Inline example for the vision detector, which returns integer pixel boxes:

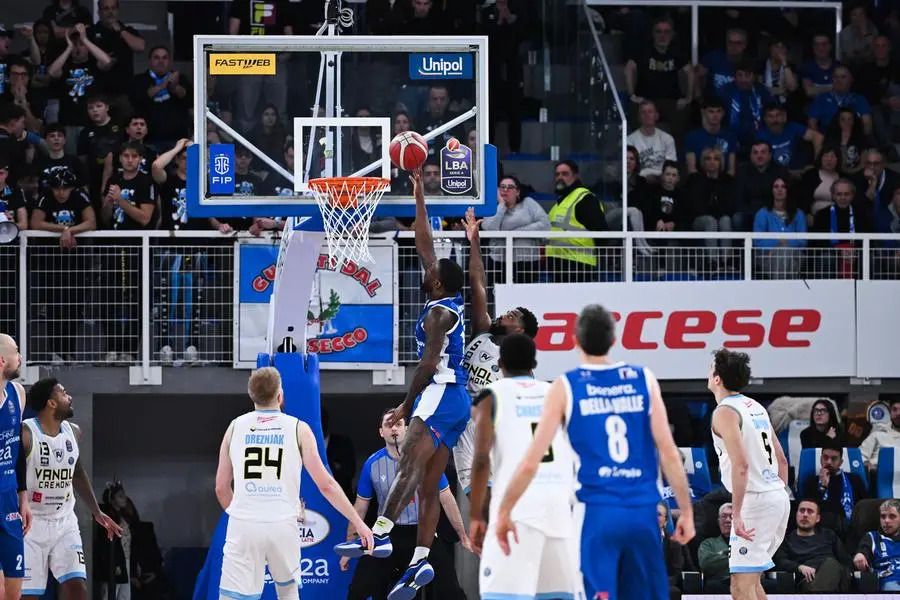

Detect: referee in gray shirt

[341,408,472,599]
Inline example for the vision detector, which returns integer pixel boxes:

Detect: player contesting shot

[495,305,695,600]
[21,378,122,600]
[454,208,539,499]
[708,349,790,600]
[334,167,471,600]
[216,368,373,600]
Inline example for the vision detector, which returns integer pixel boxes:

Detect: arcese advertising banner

[496,280,863,381]
[235,241,397,369]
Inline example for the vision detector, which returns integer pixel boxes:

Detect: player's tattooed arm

[410,167,437,271]
[464,207,491,335]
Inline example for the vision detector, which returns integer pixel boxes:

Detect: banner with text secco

[235,241,397,369]
[496,280,857,381]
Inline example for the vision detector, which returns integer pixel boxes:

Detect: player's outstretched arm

[647,372,694,544]
[297,421,373,551]
[463,208,491,335]
[70,423,123,539]
[214,421,235,511]
[468,390,494,527]
[410,167,437,271]
[712,406,753,541]
[438,488,472,552]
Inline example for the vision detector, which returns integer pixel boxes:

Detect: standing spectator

[483,0,525,154]
[840,2,879,68]
[0,162,28,230]
[808,66,873,136]
[1,58,46,132]
[624,17,694,138]
[626,100,677,182]
[102,141,154,231]
[855,36,900,151]
[102,113,156,193]
[853,499,900,591]
[801,34,839,99]
[800,399,846,448]
[228,0,292,132]
[685,147,734,266]
[757,103,823,170]
[858,398,900,470]
[801,442,867,536]
[152,138,207,231]
[42,0,92,39]
[0,104,30,186]
[20,21,57,104]
[0,28,13,99]
[773,499,851,593]
[77,93,122,207]
[48,24,113,152]
[685,100,739,176]
[87,0,145,119]
[545,160,607,283]
[823,107,873,175]
[719,61,772,148]
[753,177,807,279]
[249,103,288,170]
[480,175,550,284]
[130,46,190,151]
[800,147,842,226]
[697,28,748,101]
[33,124,85,192]
[760,38,799,109]
[697,503,733,594]
[733,140,789,231]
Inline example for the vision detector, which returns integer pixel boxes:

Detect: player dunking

[708,349,790,600]
[0,334,32,600]
[468,333,581,599]
[216,367,372,600]
[334,168,470,600]
[453,209,539,498]
[21,378,121,600]
[495,305,695,600]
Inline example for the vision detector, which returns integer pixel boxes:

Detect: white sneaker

[159,345,174,364]
[51,353,65,366]
[105,351,118,363]
[184,345,198,363]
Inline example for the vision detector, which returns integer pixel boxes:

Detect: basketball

[447,137,460,151]
[389,131,429,171]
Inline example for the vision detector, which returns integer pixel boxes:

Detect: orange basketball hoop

[307,177,390,266]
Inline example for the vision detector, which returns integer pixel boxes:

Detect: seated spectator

[0,162,28,230]
[840,2,879,68]
[638,160,683,242]
[658,502,687,600]
[697,28,748,101]
[800,399,846,448]
[33,124,85,193]
[685,148,733,266]
[801,442,867,536]
[757,103,822,171]
[719,61,772,148]
[697,502,732,593]
[753,176,806,279]
[624,17,693,138]
[606,147,651,257]
[130,45,190,152]
[823,107,873,175]
[774,499,851,592]
[733,140,789,231]
[857,148,900,230]
[799,146,842,226]
[626,100,677,183]
[859,398,900,470]
[801,34,839,99]
[250,104,288,171]
[812,177,873,239]
[759,38,799,109]
[874,188,900,271]
[808,66,873,136]
[854,35,900,151]
[685,100,739,176]
[853,499,900,591]
[1,58,46,133]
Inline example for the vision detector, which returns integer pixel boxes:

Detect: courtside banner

[684,596,895,599]
[855,281,900,378]
[235,240,397,369]
[495,280,856,381]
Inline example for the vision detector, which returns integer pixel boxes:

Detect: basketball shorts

[730,487,790,574]
[580,502,667,600]
[23,512,85,595]
[220,517,301,599]
[452,420,494,494]
[0,488,24,578]
[480,521,579,600]
[411,383,469,450]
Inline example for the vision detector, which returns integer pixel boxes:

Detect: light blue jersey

[414,294,467,386]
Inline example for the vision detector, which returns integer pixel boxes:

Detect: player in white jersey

[215,367,373,600]
[21,378,121,600]
[454,209,539,496]
[467,334,581,600]
[708,349,790,600]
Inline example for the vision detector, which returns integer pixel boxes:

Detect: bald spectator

[627,100,677,182]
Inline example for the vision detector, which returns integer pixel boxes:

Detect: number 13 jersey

[712,394,784,493]
[227,410,303,522]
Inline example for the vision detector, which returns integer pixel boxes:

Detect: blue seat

[797,447,868,492]
[876,447,900,499]
[778,419,808,476]
[662,447,713,510]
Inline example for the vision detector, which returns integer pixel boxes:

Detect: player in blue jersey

[0,334,33,600]
[335,169,470,600]
[494,305,695,600]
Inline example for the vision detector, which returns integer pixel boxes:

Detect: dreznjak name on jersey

[244,434,284,445]
[579,384,645,416]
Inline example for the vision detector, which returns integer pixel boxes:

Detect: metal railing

[5,230,898,368]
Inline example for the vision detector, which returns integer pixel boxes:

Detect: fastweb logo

[409,54,473,80]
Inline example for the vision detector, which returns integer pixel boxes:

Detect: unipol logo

[418,56,464,77]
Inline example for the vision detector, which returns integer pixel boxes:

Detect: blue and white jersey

[357,447,450,526]
[414,294,467,385]
[0,382,23,494]
[563,363,661,506]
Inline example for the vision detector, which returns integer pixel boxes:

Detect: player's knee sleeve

[275,583,300,600]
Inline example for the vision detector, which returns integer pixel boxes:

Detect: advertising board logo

[209,53,277,75]
[209,144,236,195]
[440,138,473,195]
[299,509,331,548]
[408,53,474,80]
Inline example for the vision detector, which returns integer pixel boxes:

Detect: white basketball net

[308,177,390,267]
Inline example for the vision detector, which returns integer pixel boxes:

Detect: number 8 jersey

[712,394,784,493]
[563,363,661,506]
[227,410,303,522]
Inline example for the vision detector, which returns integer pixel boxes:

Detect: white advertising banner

[856,280,900,378]
[496,280,857,381]
[684,596,894,600]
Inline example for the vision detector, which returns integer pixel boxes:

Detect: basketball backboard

[187,35,494,218]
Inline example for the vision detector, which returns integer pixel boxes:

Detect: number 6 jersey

[712,394,784,493]
[227,410,303,522]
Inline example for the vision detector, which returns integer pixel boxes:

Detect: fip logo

[409,53,474,80]
[209,144,236,195]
